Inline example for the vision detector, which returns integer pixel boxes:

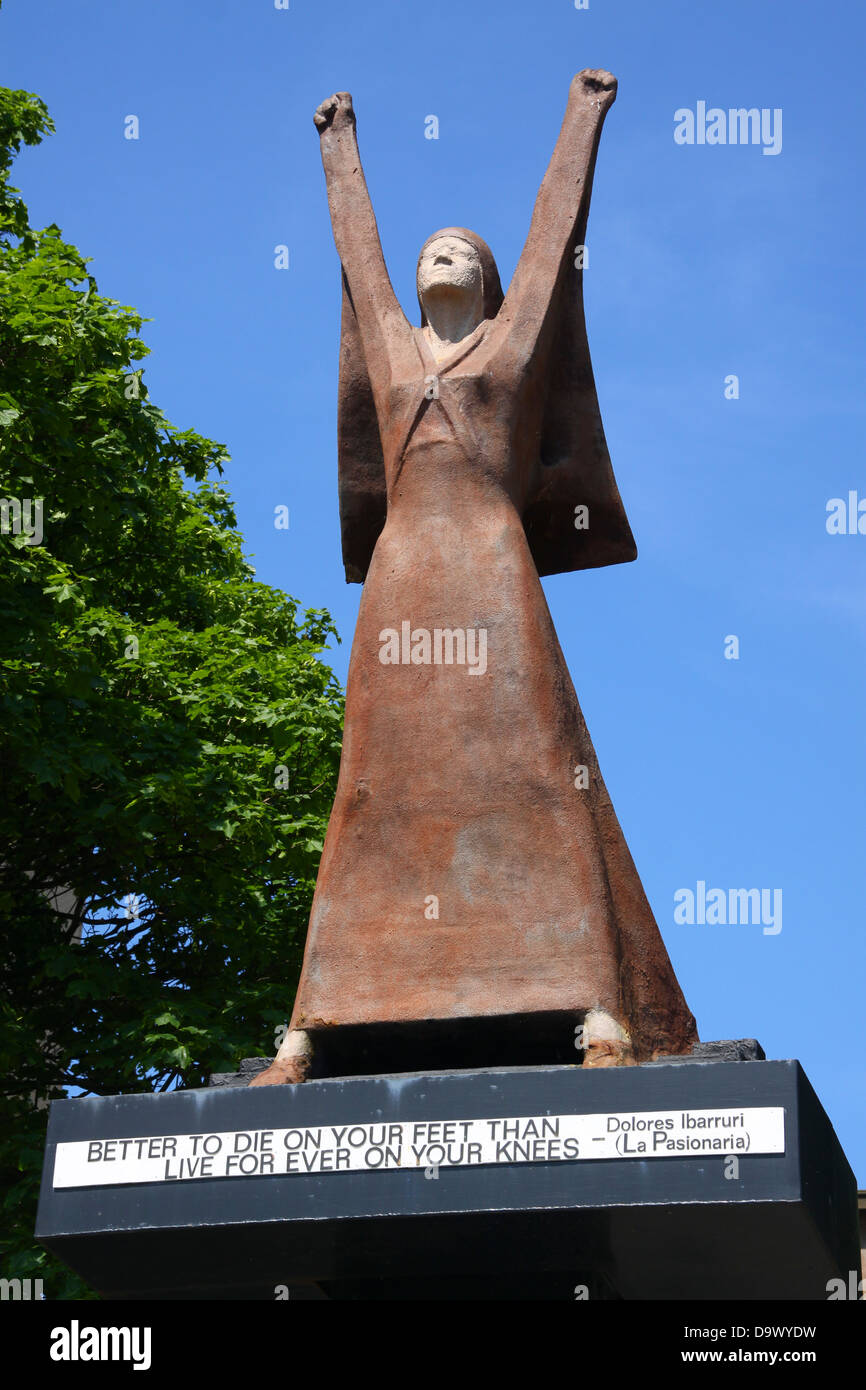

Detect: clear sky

[4,0,864,1182]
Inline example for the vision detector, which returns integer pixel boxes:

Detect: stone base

[36,1056,857,1300]
[207,1038,767,1088]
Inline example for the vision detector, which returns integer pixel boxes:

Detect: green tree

[0,85,343,1298]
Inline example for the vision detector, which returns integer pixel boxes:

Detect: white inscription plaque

[52,1106,785,1188]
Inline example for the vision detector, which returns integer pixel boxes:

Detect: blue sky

[4,0,864,1182]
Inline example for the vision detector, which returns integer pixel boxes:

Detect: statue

[252,71,698,1086]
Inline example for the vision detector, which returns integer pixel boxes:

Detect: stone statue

[252,70,697,1087]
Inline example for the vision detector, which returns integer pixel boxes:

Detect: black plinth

[36,1059,858,1300]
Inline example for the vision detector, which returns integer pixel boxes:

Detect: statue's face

[417,236,482,302]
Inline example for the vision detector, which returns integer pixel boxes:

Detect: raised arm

[314,92,410,395]
[495,70,617,372]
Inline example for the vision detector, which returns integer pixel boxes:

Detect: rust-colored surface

[253,72,698,1085]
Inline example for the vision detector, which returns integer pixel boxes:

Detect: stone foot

[247,1028,313,1087]
[581,1008,635,1069]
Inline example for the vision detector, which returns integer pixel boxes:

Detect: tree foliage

[0,85,343,1297]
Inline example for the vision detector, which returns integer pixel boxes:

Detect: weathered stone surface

[687,1039,765,1063]
[209,1058,272,1089]
[253,72,698,1086]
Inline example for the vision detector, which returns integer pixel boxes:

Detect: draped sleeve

[336,72,636,582]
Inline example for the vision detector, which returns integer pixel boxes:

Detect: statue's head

[416,227,504,328]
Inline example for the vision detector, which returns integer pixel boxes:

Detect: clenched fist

[570,69,617,108]
[314,91,355,135]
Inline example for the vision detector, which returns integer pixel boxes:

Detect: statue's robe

[285,74,697,1070]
